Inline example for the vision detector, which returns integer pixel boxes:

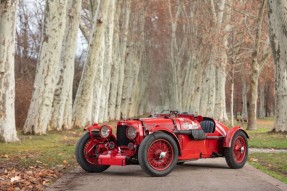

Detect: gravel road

[46,158,287,191]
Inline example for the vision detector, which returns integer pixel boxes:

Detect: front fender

[149,127,182,156]
[84,123,116,141]
[223,127,249,147]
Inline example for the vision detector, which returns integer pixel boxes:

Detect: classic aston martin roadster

[75,110,249,177]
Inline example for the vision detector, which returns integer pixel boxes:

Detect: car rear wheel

[224,130,248,169]
[75,132,110,173]
[138,132,178,177]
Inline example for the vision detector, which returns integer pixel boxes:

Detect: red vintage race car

[75,110,249,177]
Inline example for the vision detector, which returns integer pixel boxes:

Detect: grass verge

[247,128,287,149]
[248,153,287,184]
[237,117,287,184]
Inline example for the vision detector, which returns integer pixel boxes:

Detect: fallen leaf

[43,180,50,187]
[25,155,33,158]
[11,176,21,182]
[63,160,68,165]
[250,158,258,162]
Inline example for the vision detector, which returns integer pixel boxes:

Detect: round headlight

[126,126,137,140]
[100,125,112,138]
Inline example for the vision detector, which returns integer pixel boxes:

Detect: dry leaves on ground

[0,164,62,191]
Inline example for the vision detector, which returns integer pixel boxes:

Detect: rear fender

[150,127,182,156]
[223,127,249,148]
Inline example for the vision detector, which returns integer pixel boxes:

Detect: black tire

[224,130,248,169]
[75,132,110,173]
[138,132,178,177]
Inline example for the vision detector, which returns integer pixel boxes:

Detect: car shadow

[78,162,229,177]
[77,166,146,177]
[175,162,229,171]
[102,170,145,177]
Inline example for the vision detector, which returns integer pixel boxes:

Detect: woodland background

[0,0,287,142]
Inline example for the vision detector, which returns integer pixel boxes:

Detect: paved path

[46,158,287,191]
[249,148,287,153]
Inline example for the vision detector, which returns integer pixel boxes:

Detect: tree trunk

[167,0,181,110]
[0,0,19,142]
[230,67,234,126]
[99,0,116,123]
[93,1,116,123]
[241,76,248,120]
[126,3,145,118]
[215,64,228,121]
[72,0,111,128]
[24,0,68,134]
[247,0,266,130]
[201,64,216,117]
[214,0,231,122]
[267,0,287,132]
[189,59,203,114]
[248,59,260,130]
[108,1,122,120]
[115,0,131,120]
[201,0,226,118]
[50,0,82,130]
[120,1,146,118]
[258,84,266,118]
[93,43,106,123]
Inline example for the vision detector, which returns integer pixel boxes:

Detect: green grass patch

[248,153,287,184]
[241,117,287,184]
[245,118,287,149]
[0,129,83,169]
[247,128,287,149]
[233,117,287,149]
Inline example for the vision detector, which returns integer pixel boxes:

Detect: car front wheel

[138,132,178,177]
[75,132,110,173]
[224,130,248,169]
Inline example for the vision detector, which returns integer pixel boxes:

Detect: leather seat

[200,120,215,133]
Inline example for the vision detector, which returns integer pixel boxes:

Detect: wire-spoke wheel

[138,132,178,177]
[224,131,248,169]
[147,139,174,171]
[75,132,110,173]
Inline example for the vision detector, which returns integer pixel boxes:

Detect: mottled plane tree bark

[24,0,68,134]
[200,0,226,119]
[267,0,287,132]
[247,0,270,130]
[127,1,146,117]
[121,1,146,118]
[91,1,118,124]
[108,0,122,120]
[115,0,131,120]
[0,0,19,142]
[50,0,82,130]
[72,0,111,127]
